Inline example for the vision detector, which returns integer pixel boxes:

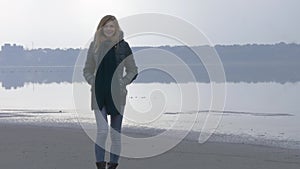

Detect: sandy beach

[1,123,300,169]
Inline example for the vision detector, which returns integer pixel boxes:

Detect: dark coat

[83,39,138,111]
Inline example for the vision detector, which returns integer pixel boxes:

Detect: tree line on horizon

[0,42,299,89]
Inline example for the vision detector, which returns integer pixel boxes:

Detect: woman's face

[103,20,116,38]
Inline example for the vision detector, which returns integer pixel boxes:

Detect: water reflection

[0,66,75,89]
[1,82,300,114]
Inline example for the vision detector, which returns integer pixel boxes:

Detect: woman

[83,15,138,169]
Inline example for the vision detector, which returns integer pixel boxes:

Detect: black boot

[96,161,106,169]
[107,162,118,169]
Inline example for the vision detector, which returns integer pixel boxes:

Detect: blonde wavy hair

[93,15,122,53]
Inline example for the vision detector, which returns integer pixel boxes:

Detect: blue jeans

[94,106,124,163]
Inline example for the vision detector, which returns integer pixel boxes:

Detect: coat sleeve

[83,41,96,85]
[122,42,138,85]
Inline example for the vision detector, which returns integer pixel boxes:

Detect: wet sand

[1,123,300,169]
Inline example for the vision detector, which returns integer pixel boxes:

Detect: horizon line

[0,41,299,51]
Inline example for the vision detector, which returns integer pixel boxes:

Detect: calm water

[0,82,300,149]
[1,82,299,113]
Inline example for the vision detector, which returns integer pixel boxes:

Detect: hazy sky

[1,0,299,48]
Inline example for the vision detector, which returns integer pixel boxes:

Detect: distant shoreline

[1,42,300,88]
[0,66,300,89]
